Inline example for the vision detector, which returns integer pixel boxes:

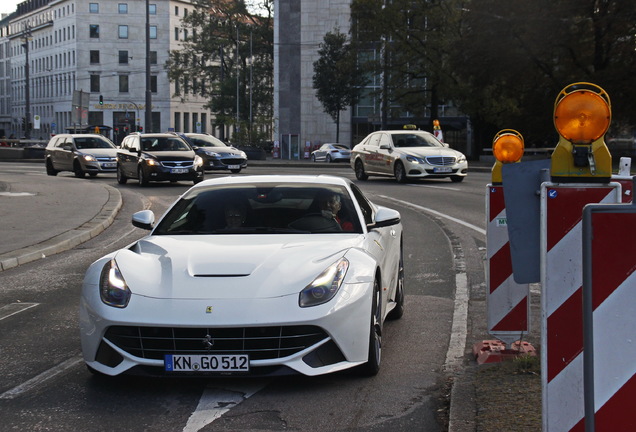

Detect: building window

[118,50,129,64]
[149,4,156,14]
[118,3,128,14]
[150,26,157,39]
[90,50,100,64]
[174,27,179,41]
[151,76,157,93]
[175,6,178,15]
[150,51,157,65]
[119,75,129,93]
[90,75,100,92]
[119,25,128,39]
[89,24,99,38]
[89,3,99,13]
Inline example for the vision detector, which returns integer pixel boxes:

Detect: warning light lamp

[491,129,524,184]
[551,82,612,183]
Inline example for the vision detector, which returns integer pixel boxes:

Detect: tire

[387,242,405,320]
[354,159,368,181]
[450,175,464,183]
[394,161,407,183]
[45,159,58,176]
[326,154,332,163]
[357,277,382,376]
[138,166,149,186]
[311,154,316,162]
[73,161,85,178]
[117,165,128,184]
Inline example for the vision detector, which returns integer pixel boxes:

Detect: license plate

[102,163,116,168]
[171,168,189,174]
[165,354,249,372]
[227,164,240,169]
[433,167,452,173]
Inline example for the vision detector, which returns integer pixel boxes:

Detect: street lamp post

[145,0,152,132]
[22,22,32,139]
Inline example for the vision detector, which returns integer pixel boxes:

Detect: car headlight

[145,158,160,166]
[194,155,203,166]
[81,154,97,162]
[405,155,424,164]
[99,259,131,308]
[299,258,349,307]
[204,150,220,157]
[456,154,467,163]
[240,151,247,159]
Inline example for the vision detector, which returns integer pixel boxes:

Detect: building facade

[0,0,212,143]
[274,0,472,159]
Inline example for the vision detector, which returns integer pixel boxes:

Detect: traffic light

[137,125,143,132]
[21,117,26,131]
[114,127,119,134]
[123,126,129,133]
[99,95,103,106]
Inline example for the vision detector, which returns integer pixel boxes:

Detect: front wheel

[117,165,128,184]
[45,159,58,176]
[73,161,85,178]
[354,159,368,181]
[357,277,382,376]
[394,161,407,183]
[138,166,149,186]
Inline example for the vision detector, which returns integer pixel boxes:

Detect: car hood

[397,147,464,159]
[199,147,245,156]
[79,148,118,158]
[143,151,196,161]
[114,235,363,300]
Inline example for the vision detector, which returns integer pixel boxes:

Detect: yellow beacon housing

[551,82,612,182]
[491,129,524,184]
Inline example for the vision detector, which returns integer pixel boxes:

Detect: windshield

[391,133,443,148]
[75,137,115,149]
[187,135,228,148]
[141,137,191,152]
[154,183,362,235]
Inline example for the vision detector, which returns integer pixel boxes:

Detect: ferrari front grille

[105,325,328,361]
[425,156,456,166]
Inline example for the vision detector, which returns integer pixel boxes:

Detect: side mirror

[379,144,390,150]
[132,210,155,230]
[368,206,401,229]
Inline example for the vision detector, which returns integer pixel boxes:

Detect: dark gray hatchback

[116,133,204,186]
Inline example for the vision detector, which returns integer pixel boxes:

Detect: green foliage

[313,29,368,141]
[165,0,273,143]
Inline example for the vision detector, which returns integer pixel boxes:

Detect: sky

[1,0,21,16]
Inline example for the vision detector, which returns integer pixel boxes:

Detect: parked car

[116,132,204,186]
[178,133,248,173]
[350,130,468,183]
[311,143,351,163]
[45,134,118,178]
[80,175,404,377]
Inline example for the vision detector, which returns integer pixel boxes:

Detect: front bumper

[204,157,248,171]
[80,280,373,377]
[81,159,118,173]
[145,165,204,182]
[403,160,468,178]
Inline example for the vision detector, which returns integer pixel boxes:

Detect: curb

[0,184,122,272]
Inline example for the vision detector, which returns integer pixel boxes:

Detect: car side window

[368,134,380,148]
[53,137,65,148]
[378,134,392,149]
[350,184,374,226]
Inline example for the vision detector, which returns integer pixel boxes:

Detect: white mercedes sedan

[80,175,404,377]
[350,130,468,183]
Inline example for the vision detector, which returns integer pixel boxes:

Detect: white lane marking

[0,302,39,321]
[445,272,469,370]
[0,356,83,400]
[377,195,486,235]
[407,183,462,192]
[183,380,270,432]
[0,192,36,197]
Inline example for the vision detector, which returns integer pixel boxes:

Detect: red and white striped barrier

[582,201,636,431]
[541,182,620,432]
[486,185,529,345]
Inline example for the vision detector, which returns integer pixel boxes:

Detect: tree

[166,0,273,146]
[313,29,368,143]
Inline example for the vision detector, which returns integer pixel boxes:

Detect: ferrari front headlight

[99,259,131,308]
[299,258,349,307]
